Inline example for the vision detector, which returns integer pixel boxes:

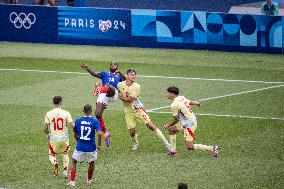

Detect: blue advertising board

[0,5,57,43]
[131,10,283,53]
[57,7,131,46]
[0,4,283,54]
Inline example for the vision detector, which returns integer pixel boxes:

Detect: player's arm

[115,69,126,81]
[97,130,102,151]
[119,96,136,103]
[118,84,139,103]
[189,100,200,107]
[69,122,74,129]
[44,114,50,141]
[73,125,78,142]
[81,64,102,78]
[43,123,49,135]
[164,115,179,130]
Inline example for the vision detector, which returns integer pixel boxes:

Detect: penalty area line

[148,111,284,121]
[0,68,283,84]
[148,84,284,111]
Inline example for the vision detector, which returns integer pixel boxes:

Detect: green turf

[0,42,283,189]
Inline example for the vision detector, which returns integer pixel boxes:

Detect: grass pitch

[0,42,283,189]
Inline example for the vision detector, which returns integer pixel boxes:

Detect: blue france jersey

[74,116,101,152]
[100,71,123,89]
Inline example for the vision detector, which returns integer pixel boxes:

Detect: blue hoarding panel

[0,5,57,43]
[57,7,131,46]
[0,5,282,54]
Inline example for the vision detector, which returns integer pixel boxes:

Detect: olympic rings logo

[9,12,36,29]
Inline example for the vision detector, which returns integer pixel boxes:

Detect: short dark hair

[167,86,179,95]
[53,96,62,105]
[107,85,116,97]
[178,182,188,189]
[127,69,136,74]
[83,104,92,113]
[110,61,118,66]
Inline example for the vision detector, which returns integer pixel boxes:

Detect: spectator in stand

[261,0,279,16]
[178,182,188,189]
[5,0,18,4]
[36,0,56,6]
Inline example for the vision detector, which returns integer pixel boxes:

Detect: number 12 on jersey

[80,126,91,140]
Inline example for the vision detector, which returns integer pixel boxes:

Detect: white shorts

[72,149,98,163]
[179,114,197,128]
[96,88,118,105]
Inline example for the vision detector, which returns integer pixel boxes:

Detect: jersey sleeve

[130,84,140,98]
[100,71,107,79]
[95,119,102,131]
[171,103,179,117]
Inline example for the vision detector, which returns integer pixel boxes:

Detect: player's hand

[196,101,201,107]
[81,63,88,70]
[114,69,121,74]
[47,134,50,144]
[164,124,170,130]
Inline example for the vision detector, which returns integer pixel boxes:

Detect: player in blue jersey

[81,62,125,147]
[68,104,102,187]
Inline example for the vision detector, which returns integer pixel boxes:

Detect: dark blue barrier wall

[0,4,283,54]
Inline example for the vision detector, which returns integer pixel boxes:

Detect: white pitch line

[148,84,284,111]
[1,68,283,121]
[0,68,88,75]
[149,111,284,121]
[0,68,283,84]
[198,84,284,101]
[137,75,284,84]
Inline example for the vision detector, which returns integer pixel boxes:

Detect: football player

[44,96,74,178]
[164,86,218,157]
[68,104,102,187]
[81,61,126,147]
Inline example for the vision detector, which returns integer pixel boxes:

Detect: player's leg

[184,125,218,157]
[86,150,98,183]
[87,161,95,183]
[68,160,77,187]
[62,141,70,178]
[136,109,172,151]
[125,112,138,150]
[48,142,59,175]
[68,150,82,187]
[96,98,111,147]
[166,124,180,156]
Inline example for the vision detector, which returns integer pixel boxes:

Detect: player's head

[178,182,188,189]
[53,96,62,106]
[110,61,118,73]
[167,86,179,100]
[126,69,136,82]
[83,104,92,115]
[106,85,116,97]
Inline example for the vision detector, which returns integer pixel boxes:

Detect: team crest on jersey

[81,121,91,125]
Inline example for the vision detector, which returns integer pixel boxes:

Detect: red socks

[98,117,107,133]
[88,171,93,180]
[70,171,76,181]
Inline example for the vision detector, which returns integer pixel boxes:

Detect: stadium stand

[0,0,267,13]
